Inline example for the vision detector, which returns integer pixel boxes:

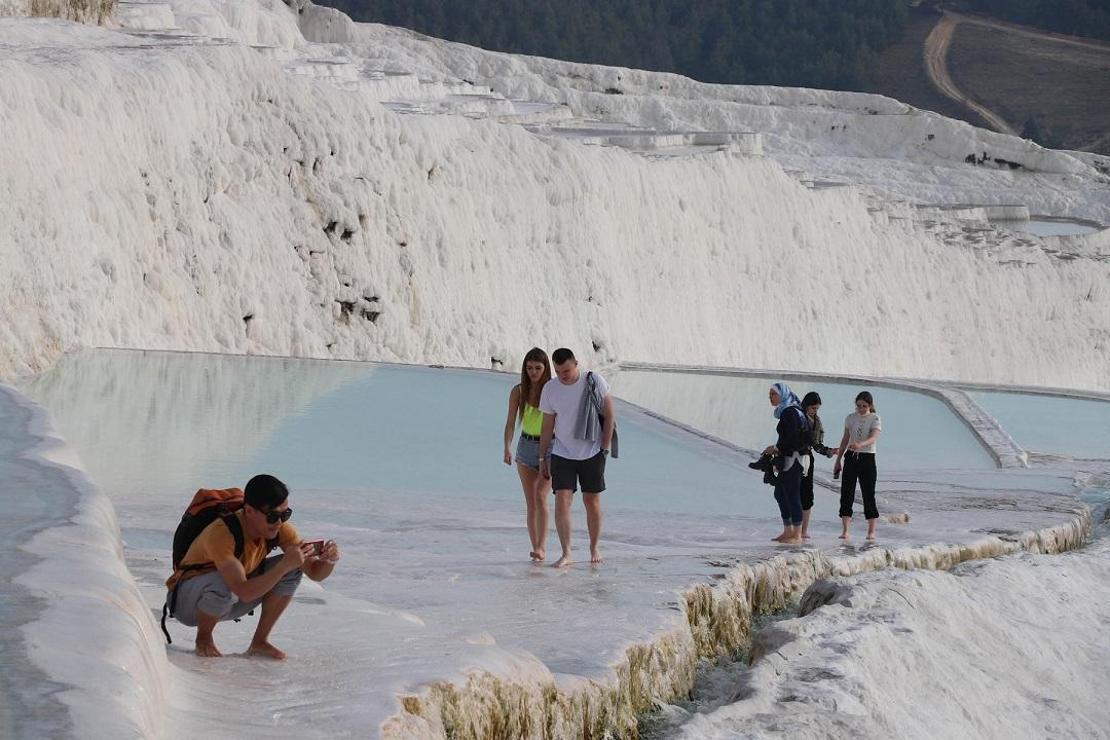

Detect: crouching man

[163,474,340,659]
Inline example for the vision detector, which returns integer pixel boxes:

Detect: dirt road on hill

[923,13,1018,135]
[924,10,1110,139]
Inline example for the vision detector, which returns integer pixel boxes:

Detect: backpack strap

[161,600,173,644]
[221,512,245,560]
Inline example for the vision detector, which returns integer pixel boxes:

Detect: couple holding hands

[503,347,615,567]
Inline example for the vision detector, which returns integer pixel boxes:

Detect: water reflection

[18,349,767,515]
[18,350,371,497]
[611,370,996,470]
[971,391,1110,460]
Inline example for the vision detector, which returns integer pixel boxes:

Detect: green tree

[316,0,913,89]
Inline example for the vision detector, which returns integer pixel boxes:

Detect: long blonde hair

[519,347,551,418]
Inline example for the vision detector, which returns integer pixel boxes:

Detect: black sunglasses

[262,507,293,524]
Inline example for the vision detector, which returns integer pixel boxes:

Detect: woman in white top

[833,391,882,540]
[503,347,552,561]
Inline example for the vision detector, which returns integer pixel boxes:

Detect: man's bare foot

[590,550,603,564]
[778,537,803,545]
[531,549,545,562]
[838,532,849,540]
[194,639,222,658]
[866,534,876,541]
[801,533,811,540]
[771,533,789,542]
[247,641,288,660]
[552,555,572,568]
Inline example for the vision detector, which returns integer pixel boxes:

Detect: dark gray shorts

[551,451,606,494]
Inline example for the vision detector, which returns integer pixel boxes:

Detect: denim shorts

[515,435,541,470]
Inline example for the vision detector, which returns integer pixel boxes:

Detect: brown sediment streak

[26,0,115,25]
[381,511,1091,738]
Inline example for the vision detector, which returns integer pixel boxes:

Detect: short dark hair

[551,348,575,365]
[801,391,822,409]
[244,474,289,510]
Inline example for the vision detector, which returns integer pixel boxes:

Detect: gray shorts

[515,435,541,470]
[170,555,302,626]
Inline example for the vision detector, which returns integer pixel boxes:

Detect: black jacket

[775,406,808,457]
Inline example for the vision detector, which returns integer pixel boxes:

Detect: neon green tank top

[521,403,543,437]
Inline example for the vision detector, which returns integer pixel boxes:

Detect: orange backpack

[171,488,246,570]
[162,488,251,644]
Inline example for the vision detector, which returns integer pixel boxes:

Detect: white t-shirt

[539,371,610,460]
[844,412,882,454]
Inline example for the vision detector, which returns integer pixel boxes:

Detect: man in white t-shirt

[538,347,615,567]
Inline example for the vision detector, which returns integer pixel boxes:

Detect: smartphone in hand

[302,539,325,556]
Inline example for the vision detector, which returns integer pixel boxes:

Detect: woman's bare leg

[517,463,541,558]
[531,472,550,560]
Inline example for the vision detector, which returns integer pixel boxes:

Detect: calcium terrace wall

[383,513,1091,738]
[2,12,1109,390]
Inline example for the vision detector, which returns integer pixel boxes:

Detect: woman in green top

[503,347,553,561]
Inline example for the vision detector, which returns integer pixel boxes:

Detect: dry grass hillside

[860,6,1110,154]
[948,21,1110,153]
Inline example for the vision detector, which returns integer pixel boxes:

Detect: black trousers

[801,454,815,511]
[839,451,878,520]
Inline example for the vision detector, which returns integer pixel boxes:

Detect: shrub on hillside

[320,0,909,90]
[956,0,1110,42]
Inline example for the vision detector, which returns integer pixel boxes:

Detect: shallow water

[611,370,995,471]
[15,350,811,736]
[971,391,1110,460]
[989,218,1101,236]
[9,350,1099,738]
[19,350,771,518]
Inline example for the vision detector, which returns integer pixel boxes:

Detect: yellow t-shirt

[521,402,544,437]
[166,510,300,588]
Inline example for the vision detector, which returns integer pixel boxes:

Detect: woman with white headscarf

[762,381,808,544]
